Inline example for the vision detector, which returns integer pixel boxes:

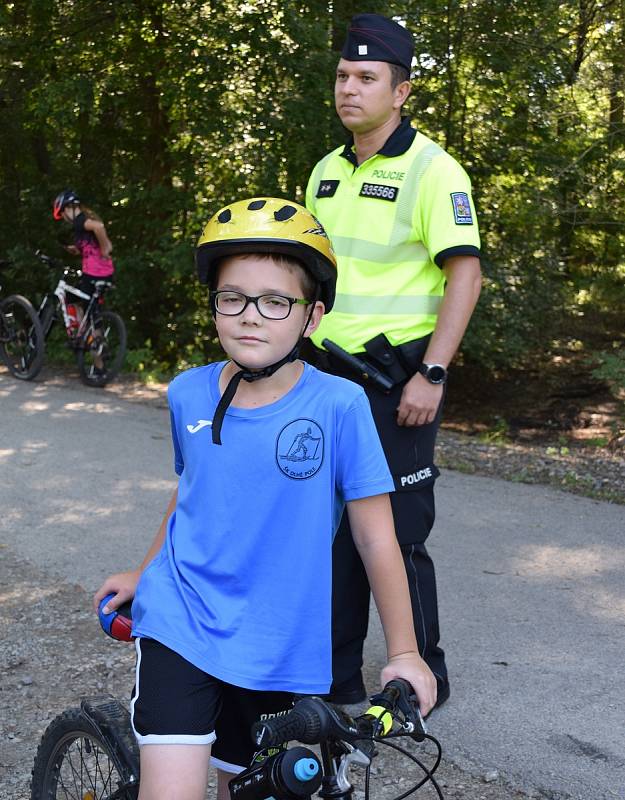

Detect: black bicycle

[30,677,443,800]
[0,258,45,380]
[31,251,127,386]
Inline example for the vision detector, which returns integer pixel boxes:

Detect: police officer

[305,13,482,709]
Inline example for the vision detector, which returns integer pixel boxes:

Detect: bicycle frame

[317,737,371,799]
[38,269,107,342]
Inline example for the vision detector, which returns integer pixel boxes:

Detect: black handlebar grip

[35,251,59,269]
[252,712,306,749]
[251,704,322,748]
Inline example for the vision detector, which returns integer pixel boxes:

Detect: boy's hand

[93,570,140,614]
[381,651,437,716]
[65,245,79,255]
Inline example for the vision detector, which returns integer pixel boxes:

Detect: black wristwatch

[418,363,448,385]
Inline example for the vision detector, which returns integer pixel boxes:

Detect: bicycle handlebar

[251,679,426,749]
[35,250,69,271]
[36,250,56,267]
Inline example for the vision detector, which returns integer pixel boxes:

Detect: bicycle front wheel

[0,294,45,380]
[77,310,127,387]
[31,707,138,800]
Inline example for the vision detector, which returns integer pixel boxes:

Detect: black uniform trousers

[306,339,449,697]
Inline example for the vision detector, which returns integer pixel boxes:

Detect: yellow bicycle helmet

[196,197,337,311]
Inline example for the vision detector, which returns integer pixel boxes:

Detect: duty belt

[313,333,431,393]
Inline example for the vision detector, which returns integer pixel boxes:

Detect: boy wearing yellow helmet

[94,198,435,800]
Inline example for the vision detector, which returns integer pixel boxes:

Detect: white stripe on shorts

[209,755,246,774]
[130,638,216,747]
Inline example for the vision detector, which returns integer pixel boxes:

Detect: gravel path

[1,549,531,800]
[102,371,625,507]
[2,367,622,800]
[2,551,538,800]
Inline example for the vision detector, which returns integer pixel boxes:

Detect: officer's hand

[396,373,443,427]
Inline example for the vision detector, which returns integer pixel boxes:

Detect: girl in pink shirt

[53,189,115,284]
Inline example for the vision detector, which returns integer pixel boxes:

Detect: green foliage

[477,416,510,445]
[589,347,625,392]
[1,0,624,373]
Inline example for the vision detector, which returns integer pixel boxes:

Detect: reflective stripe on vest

[308,133,453,351]
[328,142,443,264]
[390,142,443,246]
[332,293,443,315]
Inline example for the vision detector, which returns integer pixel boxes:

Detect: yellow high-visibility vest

[306,127,480,353]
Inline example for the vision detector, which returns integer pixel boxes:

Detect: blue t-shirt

[132,361,393,694]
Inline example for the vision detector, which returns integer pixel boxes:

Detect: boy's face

[214,255,324,371]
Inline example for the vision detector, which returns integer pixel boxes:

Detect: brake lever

[369,679,427,742]
[317,700,362,741]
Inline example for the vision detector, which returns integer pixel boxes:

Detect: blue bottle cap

[293,758,319,782]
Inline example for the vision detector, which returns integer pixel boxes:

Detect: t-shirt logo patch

[451,192,473,224]
[276,419,324,480]
[316,180,340,198]
[359,183,398,202]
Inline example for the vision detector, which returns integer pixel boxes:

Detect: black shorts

[130,638,294,773]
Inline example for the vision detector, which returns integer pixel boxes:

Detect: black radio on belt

[363,333,409,384]
[321,333,414,393]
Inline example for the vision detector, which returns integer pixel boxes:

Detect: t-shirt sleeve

[167,385,184,476]
[335,391,394,501]
[415,153,481,267]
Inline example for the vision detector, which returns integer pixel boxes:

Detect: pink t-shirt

[73,213,115,278]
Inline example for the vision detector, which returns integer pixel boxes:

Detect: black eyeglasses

[211,290,310,320]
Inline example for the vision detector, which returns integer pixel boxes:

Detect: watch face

[426,365,447,384]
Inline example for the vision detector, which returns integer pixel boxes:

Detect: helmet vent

[248,200,266,210]
[218,209,232,223]
[274,205,297,222]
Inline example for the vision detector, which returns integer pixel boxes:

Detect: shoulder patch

[451,192,473,225]
[316,180,340,198]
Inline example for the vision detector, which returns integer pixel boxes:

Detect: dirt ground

[1,363,622,799]
[1,547,537,800]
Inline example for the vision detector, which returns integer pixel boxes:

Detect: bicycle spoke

[55,746,81,800]
[50,733,125,800]
[94,740,116,798]
[62,737,91,799]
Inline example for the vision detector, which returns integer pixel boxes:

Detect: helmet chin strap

[211,291,318,445]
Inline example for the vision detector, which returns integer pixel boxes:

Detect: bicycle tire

[0,293,45,380]
[77,310,127,387]
[31,700,139,800]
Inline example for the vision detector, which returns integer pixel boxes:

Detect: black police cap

[341,13,414,73]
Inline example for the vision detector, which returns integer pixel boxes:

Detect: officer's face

[335,59,406,134]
